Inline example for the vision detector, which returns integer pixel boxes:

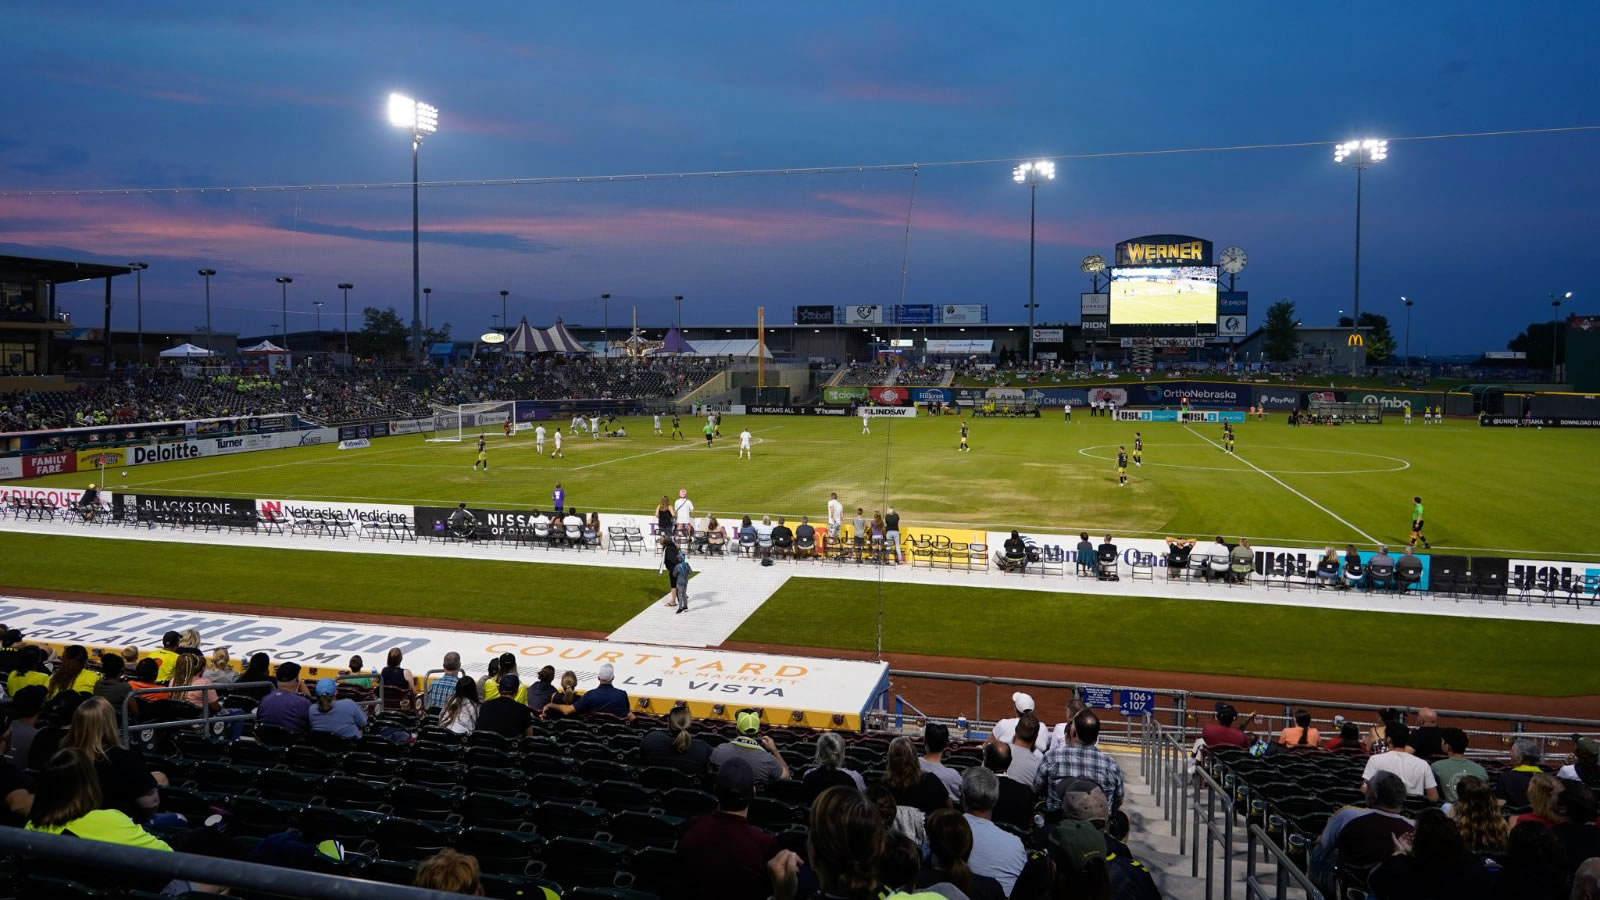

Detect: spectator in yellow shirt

[6,646,50,696]
[480,653,528,704]
[46,646,100,699]
[149,631,183,682]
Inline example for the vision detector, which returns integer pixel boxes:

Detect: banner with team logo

[869,386,910,406]
[21,451,76,478]
[940,304,985,325]
[0,457,19,480]
[845,305,883,325]
[862,407,916,418]
[822,387,869,405]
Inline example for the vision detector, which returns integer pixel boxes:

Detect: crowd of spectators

[0,356,728,433]
[892,363,949,386]
[835,362,893,386]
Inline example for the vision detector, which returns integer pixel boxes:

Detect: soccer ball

[120,471,128,478]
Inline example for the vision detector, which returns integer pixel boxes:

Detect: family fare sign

[0,597,888,728]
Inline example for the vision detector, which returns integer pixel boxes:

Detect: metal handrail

[0,825,464,899]
[119,679,273,746]
[1246,822,1326,900]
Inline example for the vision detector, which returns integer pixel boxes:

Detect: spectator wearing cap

[478,674,534,738]
[919,722,963,803]
[991,692,1052,753]
[961,766,1028,897]
[1200,702,1251,750]
[256,663,311,734]
[1362,723,1439,800]
[422,652,462,711]
[1036,710,1125,815]
[543,663,630,718]
[1309,771,1414,895]
[980,742,1036,832]
[677,756,779,900]
[708,711,790,785]
[1058,779,1160,900]
[1495,737,1546,808]
[1559,738,1600,790]
[308,678,368,740]
[149,631,182,682]
[1050,698,1088,749]
[1431,728,1488,803]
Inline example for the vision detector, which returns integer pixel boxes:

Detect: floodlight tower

[337,283,354,357]
[275,277,293,350]
[1333,139,1387,327]
[1012,160,1055,364]
[196,269,216,353]
[388,92,439,362]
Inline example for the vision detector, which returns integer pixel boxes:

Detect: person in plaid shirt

[1035,710,1125,814]
[423,652,462,711]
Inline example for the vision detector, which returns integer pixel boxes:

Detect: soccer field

[21,413,1599,558]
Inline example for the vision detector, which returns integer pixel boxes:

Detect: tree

[1507,321,1560,370]
[1264,300,1299,362]
[349,306,409,358]
[1355,312,1395,363]
[423,322,451,345]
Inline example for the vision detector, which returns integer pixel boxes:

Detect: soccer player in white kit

[534,424,547,454]
[738,429,753,459]
[551,428,564,458]
[861,411,871,434]
[589,415,599,438]
[1064,402,1072,423]
[653,414,662,436]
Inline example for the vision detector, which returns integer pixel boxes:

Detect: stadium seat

[389,783,459,824]
[627,846,682,898]
[458,826,547,875]
[228,796,307,837]
[465,765,527,796]
[299,806,383,848]
[319,775,394,810]
[606,810,684,849]
[375,816,459,861]
[638,765,701,791]
[461,792,535,830]
[658,788,717,819]
[593,780,657,813]
[255,768,326,802]
[541,837,631,891]
[532,801,610,840]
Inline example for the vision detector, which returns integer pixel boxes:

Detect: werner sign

[1114,234,1213,267]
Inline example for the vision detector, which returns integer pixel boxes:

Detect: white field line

[1182,424,1379,544]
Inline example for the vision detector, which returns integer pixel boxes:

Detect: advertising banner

[1218,293,1248,315]
[909,388,953,404]
[747,406,847,416]
[845,305,883,325]
[414,505,562,541]
[1031,328,1065,343]
[0,457,20,480]
[1118,337,1206,348]
[294,428,337,447]
[1081,294,1110,316]
[1146,382,1245,407]
[121,493,256,526]
[895,524,990,563]
[1085,386,1130,407]
[128,442,204,466]
[1254,389,1303,411]
[257,498,412,527]
[209,434,279,455]
[897,304,935,324]
[388,418,434,436]
[1351,391,1418,412]
[1217,314,1247,337]
[76,448,126,470]
[924,340,993,355]
[1480,416,1600,428]
[863,407,917,418]
[0,485,110,509]
[1114,234,1213,267]
[869,386,910,406]
[337,439,372,451]
[1508,558,1600,593]
[822,386,869,405]
[22,451,77,478]
[0,596,890,728]
[1023,388,1091,407]
[795,305,835,325]
[1081,316,1108,334]
[940,304,985,325]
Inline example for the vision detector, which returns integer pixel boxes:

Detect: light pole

[196,269,216,353]
[313,300,324,337]
[1012,160,1055,364]
[388,92,439,362]
[1551,291,1572,378]
[275,276,293,350]
[423,287,432,332]
[1334,138,1387,332]
[128,262,148,361]
[492,314,501,333]
[674,295,683,330]
[337,283,353,358]
[601,293,611,358]
[1401,296,1414,367]
[499,290,509,330]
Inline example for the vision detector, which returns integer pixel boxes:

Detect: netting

[427,402,516,442]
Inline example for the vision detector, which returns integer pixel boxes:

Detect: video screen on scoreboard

[1109,266,1218,325]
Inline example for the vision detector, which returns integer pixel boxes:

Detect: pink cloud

[40,68,213,105]
[834,79,972,106]
[814,191,1112,246]
[447,111,571,144]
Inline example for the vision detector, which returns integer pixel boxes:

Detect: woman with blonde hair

[168,654,218,713]
[414,848,484,895]
[68,697,163,817]
[1513,773,1562,827]
[640,705,711,773]
[544,671,580,719]
[207,648,236,684]
[177,629,205,659]
[1451,777,1509,853]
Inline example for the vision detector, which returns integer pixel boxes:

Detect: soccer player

[1410,496,1431,549]
[1133,432,1143,467]
[738,428,753,459]
[713,412,722,438]
[861,410,871,435]
[534,423,546,455]
[589,415,600,438]
[551,428,564,458]
[1224,429,1236,454]
[474,441,488,471]
[958,421,970,452]
[653,413,662,436]
[503,419,512,437]
[1117,446,1128,486]
[1404,404,1413,425]
[1063,402,1072,423]
[671,414,684,440]
[703,421,714,447]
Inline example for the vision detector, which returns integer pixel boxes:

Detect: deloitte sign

[130,443,204,465]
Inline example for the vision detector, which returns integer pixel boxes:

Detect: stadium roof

[0,254,132,283]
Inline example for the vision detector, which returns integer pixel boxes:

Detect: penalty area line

[1181,424,1379,545]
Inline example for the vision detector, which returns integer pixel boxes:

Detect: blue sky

[4,1,1597,353]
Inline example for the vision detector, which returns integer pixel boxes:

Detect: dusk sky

[4,1,1597,354]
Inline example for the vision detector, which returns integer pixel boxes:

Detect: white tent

[505,317,552,354]
[543,317,589,354]
[159,343,216,358]
[240,340,287,354]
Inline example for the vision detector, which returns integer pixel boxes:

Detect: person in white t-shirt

[551,428,564,458]
[826,492,844,547]
[672,489,694,537]
[1063,403,1072,423]
[738,429,753,459]
[562,508,584,543]
[534,424,547,454]
[990,692,1053,754]
[1360,723,1439,799]
[861,411,871,434]
[653,414,662,436]
[589,415,600,438]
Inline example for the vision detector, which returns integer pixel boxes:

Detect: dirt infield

[8,586,1595,728]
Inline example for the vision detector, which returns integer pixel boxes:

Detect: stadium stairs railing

[119,674,387,747]
[0,824,466,900]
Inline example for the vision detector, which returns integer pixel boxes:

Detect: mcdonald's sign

[1347,332,1364,347]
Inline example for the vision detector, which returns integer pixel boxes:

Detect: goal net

[426,402,517,442]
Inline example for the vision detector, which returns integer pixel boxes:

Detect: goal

[426,402,517,442]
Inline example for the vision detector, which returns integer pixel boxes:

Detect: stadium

[3,7,1600,900]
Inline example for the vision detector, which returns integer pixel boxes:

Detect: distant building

[1234,325,1368,371]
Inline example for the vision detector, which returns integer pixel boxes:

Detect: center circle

[1075,443,1411,475]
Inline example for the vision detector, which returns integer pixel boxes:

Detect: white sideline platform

[1,517,1596,652]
